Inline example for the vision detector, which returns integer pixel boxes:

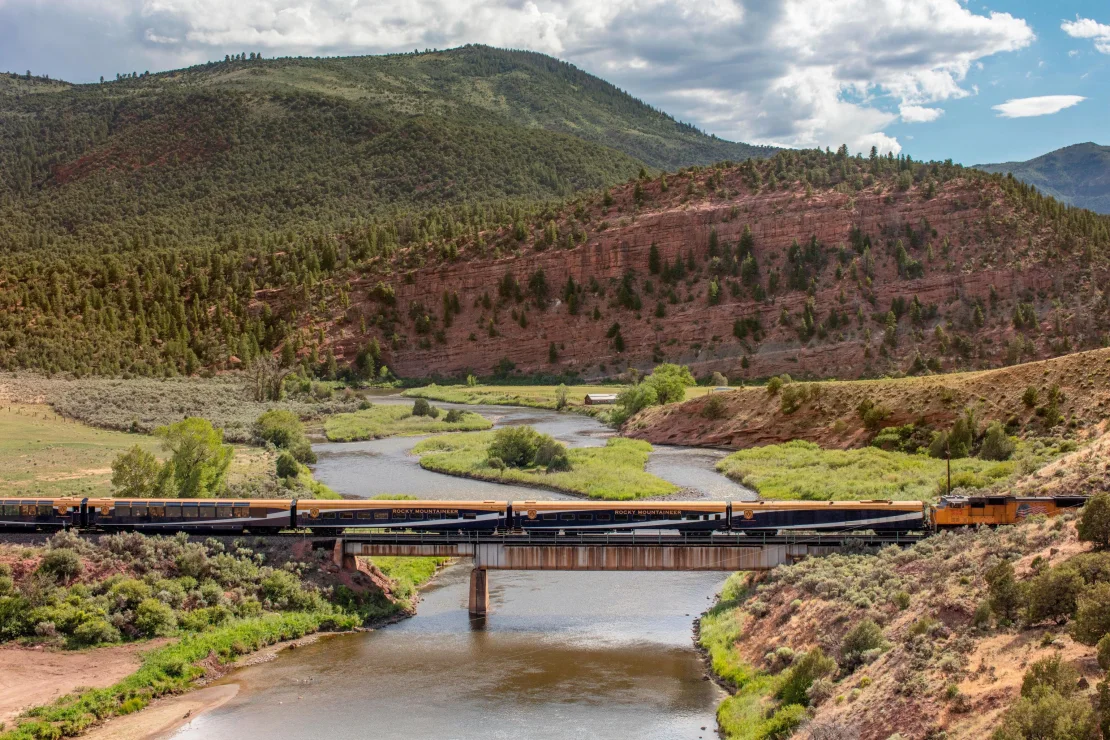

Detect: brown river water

[171,401,751,739]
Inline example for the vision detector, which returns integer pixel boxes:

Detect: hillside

[0,46,772,255]
[626,348,1110,449]
[975,142,1110,214]
[1,147,1108,378]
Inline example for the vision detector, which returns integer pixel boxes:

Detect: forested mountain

[1,145,1107,380]
[0,45,773,257]
[975,142,1110,214]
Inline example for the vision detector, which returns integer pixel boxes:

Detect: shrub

[1072,582,1110,645]
[1097,634,1110,671]
[893,591,911,610]
[0,595,31,640]
[1078,494,1110,550]
[444,408,465,423]
[644,363,696,404]
[702,395,727,420]
[412,398,433,417]
[555,384,569,411]
[992,688,1097,740]
[767,376,784,396]
[1022,386,1038,408]
[1025,565,1084,625]
[111,445,164,498]
[534,439,572,472]
[861,403,892,431]
[487,426,545,468]
[807,677,835,706]
[980,421,1016,461]
[760,704,807,740]
[38,548,83,584]
[1022,655,1080,698]
[71,618,121,647]
[135,597,178,637]
[610,383,659,426]
[986,559,1022,623]
[276,451,300,479]
[778,647,837,706]
[780,384,805,415]
[710,371,729,387]
[486,456,506,475]
[841,619,885,670]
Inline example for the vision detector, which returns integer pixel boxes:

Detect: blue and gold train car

[729,500,927,533]
[84,498,292,532]
[0,498,80,531]
[295,499,507,532]
[512,500,729,533]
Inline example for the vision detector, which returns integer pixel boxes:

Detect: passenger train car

[0,495,1089,535]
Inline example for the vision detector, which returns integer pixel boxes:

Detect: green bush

[253,409,313,464]
[1097,634,1110,671]
[644,363,695,404]
[0,595,31,640]
[1071,582,1110,645]
[767,376,784,396]
[1021,386,1038,408]
[534,439,571,472]
[778,647,837,706]
[702,394,727,420]
[71,618,121,647]
[412,398,439,418]
[980,421,1016,461]
[841,619,885,670]
[760,704,807,739]
[487,426,545,468]
[444,408,465,424]
[1024,565,1084,625]
[986,560,1022,623]
[135,598,177,637]
[276,451,300,479]
[1021,655,1080,698]
[610,383,659,426]
[109,578,152,610]
[992,688,1096,740]
[38,549,83,584]
[1078,494,1110,550]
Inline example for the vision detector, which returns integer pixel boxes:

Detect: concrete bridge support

[468,568,490,616]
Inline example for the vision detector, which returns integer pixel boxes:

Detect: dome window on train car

[116,503,132,517]
[216,504,233,518]
[38,502,53,517]
[166,504,182,518]
[200,504,216,518]
[234,503,250,518]
[183,504,198,518]
[150,504,165,518]
[132,504,148,518]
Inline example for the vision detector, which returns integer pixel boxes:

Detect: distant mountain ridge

[975,142,1110,214]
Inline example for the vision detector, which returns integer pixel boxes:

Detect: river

[171,400,752,740]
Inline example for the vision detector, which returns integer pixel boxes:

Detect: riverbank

[323,403,491,442]
[413,433,678,500]
[697,510,1107,739]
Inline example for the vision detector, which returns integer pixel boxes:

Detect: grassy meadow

[413,432,677,500]
[324,404,491,442]
[402,383,715,412]
[716,440,1018,501]
[0,403,278,499]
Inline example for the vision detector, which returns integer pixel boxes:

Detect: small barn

[583,393,618,406]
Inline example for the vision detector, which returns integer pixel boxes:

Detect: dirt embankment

[626,347,1110,449]
[0,640,170,726]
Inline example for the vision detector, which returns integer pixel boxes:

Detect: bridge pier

[468,567,490,616]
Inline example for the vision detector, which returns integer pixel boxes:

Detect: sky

[1,0,1106,165]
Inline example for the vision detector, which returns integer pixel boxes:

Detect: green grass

[324,404,492,442]
[717,440,1016,501]
[0,611,356,740]
[402,383,713,412]
[369,556,450,605]
[413,432,677,500]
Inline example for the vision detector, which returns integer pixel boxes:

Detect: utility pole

[945,438,951,496]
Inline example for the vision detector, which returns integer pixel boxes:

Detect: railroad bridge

[327,531,922,615]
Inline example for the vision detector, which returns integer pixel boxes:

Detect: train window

[3,504,16,515]
[167,504,182,518]
[39,504,53,517]
[200,505,216,518]
[542,513,558,521]
[323,512,337,520]
[650,514,665,521]
[579,514,593,521]
[374,512,389,520]
[357,512,373,520]
[117,505,132,518]
[597,514,611,521]
[216,505,233,518]
[340,512,354,520]
[183,506,198,519]
[410,512,425,520]
[463,513,477,520]
[234,507,250,518]
[633,515,647,521]
[713,514,721,520]
[615,514,628,522]
[133,504,149,517]
[150,505,165,518]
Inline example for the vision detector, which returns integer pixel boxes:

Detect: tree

[155,418,234,498]
[980,421,1016,461]
[610,383,659,426]
[38,548,83,584]
[487,426,546,468]
[992,686,1096,740]
[1021,656,1080,698]
[840,618,885,670]
[1072,582,1110,645]
[986,559,1022,623]
[648,243,661,274]
[135,598,177,637]
[1078,494,1110,550]
[1025,565,1084,625]
[555,384,569,411]
[645,363,696,405]
[249,355,291,401]
[254,410,314,463]
[778,648,837,706]
[111,445,164,498]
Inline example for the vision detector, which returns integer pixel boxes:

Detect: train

[0,494,1089,535]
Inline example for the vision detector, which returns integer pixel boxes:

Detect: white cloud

[992,95,1086,118]
[1062,16,1110,54]
[900,104,944,123]
[1,0,1037,154]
